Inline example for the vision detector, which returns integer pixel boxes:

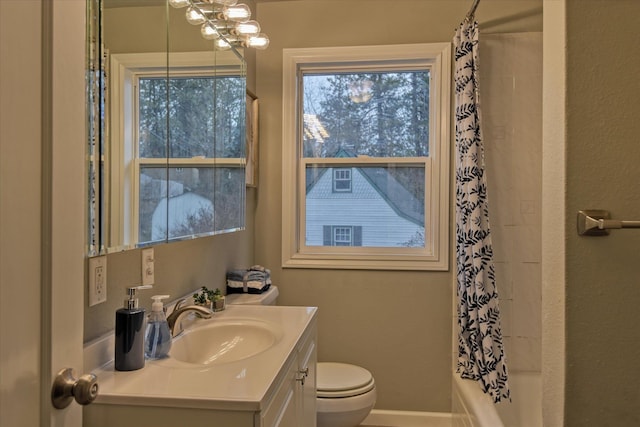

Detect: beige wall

[254,0,541,412]
[1,1,43,424]
[565,0,640,425]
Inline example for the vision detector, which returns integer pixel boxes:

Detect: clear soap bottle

[144,295,172,360]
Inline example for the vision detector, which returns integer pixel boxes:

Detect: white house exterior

[305,167,424,247]
[151,192,213,240]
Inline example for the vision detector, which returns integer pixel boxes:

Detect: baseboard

[362,409,452,427]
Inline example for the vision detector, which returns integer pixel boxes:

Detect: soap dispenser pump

[145,295,172,360]
[115,285,151,371]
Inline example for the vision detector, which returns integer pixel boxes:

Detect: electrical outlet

[89,256,107,306]
[141,248,154,286]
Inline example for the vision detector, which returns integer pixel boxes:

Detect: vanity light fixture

[170,0,270,50]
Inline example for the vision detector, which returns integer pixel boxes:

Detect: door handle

[51,368,99,409]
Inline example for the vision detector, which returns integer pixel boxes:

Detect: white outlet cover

[142,248,154,286]
[89,256,107,306]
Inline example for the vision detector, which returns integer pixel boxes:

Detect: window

[109,52,245,248]
[282,44,451,270]
[333,168,352,193]
[137,74,244,243]
[324,225,362,246]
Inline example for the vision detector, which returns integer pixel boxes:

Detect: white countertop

[90,305,317,412]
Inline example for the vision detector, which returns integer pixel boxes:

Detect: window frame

[282,43,451,271]
[109,52,244,247]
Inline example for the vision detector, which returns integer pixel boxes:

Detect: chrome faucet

[166,298,212,337]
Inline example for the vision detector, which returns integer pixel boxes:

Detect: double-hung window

[109,52,245,248]
[333,168,352,193]
[282,44,451,270]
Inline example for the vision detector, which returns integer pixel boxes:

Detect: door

[0,1,86,426]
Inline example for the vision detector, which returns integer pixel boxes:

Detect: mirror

[88,0,247,255]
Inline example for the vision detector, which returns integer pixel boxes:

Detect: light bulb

[215,38,233,50]
[246,33,269,49]
[222,4,251,22]
[233,20,260,36]
[208,0,238,5]
[168,0,190,8]
[201,22,220,40]
[185,6,207,25]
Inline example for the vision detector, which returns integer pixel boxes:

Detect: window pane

[209,166,245,233]
[141,166,214,242]
[306,165,425,248]
[138,76,245,159]
[138,166,169,244]
[138,78,168,158]
[302,71,430,158]
[139,166,245,244]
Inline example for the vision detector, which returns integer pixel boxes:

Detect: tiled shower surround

[480,32,543,372]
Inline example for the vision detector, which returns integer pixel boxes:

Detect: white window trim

[109,52,244,247]
[282,43,451,271]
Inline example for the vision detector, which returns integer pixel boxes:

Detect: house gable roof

[306,148,424,227]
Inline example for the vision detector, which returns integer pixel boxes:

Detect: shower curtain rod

[466,0,481,21]
[577,210,640,236]
[478,7,543,30]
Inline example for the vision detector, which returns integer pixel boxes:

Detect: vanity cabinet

[261,322,316,427]
[84,306,317,427]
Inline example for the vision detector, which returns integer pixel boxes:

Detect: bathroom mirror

[88,0,247,255]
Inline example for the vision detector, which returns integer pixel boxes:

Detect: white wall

[481,33,543,372]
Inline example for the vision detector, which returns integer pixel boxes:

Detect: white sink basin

[170,319,282,365]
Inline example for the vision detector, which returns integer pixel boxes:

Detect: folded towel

[227,280,271,294]
[226,265,271,294]
[227,270,270,282]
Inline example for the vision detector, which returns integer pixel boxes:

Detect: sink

[170,319,282,365]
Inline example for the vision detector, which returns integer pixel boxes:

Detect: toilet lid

[316,363,375,398]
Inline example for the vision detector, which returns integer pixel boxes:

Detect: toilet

[316,362,376,427]
[226,286,377,427]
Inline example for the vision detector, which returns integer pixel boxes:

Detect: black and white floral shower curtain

[453,17,510,403]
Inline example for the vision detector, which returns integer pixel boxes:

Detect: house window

[282,44,451,270]
[333,168,352,193]
[324,225,362,246]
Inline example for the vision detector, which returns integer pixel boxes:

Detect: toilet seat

[317,362,375,398]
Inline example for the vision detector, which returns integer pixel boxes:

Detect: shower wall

[480,33,543,372]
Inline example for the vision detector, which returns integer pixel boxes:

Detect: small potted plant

[193,286,225,312]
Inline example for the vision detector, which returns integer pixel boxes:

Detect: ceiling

[104,0,296,7]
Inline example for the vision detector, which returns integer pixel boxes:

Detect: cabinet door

[297,329,317,426]
[261,357,297,427]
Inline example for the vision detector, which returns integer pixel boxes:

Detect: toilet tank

[225,286,279,306]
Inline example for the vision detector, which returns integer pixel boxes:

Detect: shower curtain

[453,17,510,403]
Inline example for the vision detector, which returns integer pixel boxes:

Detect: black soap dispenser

[115,285,151,371]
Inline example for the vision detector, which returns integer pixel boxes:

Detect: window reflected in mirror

[87,0,247,255]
